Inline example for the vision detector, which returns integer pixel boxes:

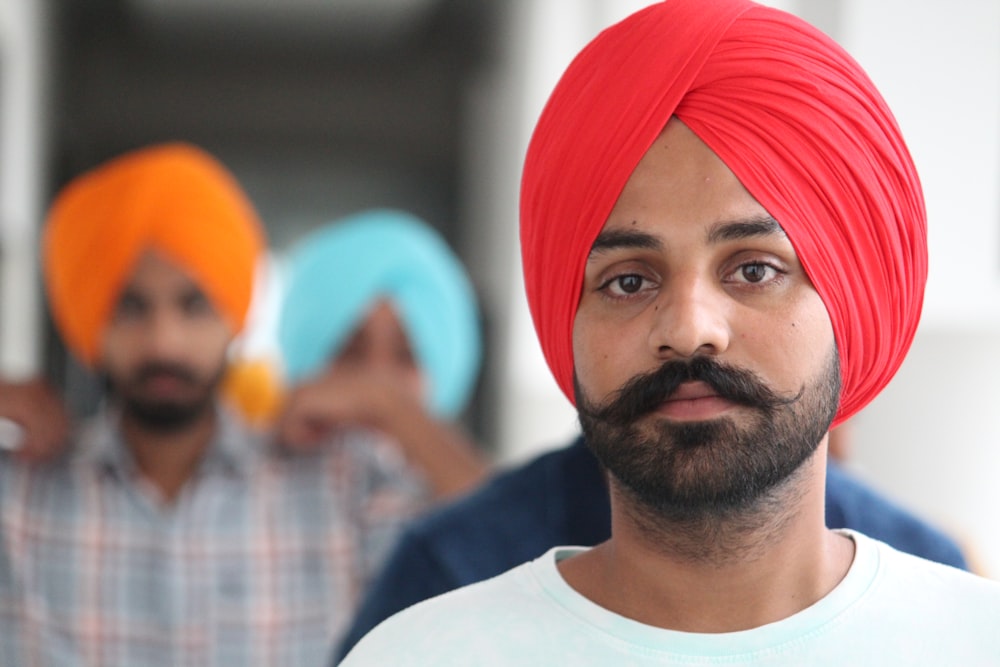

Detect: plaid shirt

[0,406,427,667]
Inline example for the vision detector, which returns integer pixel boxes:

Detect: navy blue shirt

[335,436,966,661]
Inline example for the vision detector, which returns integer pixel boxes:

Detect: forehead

[121,251,203,295]
[597,118,777,241]
[349,299,409,339]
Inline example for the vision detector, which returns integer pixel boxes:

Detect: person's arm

[277,370,488,499]
[0,379,70,463]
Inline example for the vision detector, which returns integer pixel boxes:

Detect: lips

[662,381,719,403]
[139,373,190,393]
[130,369,199,400]
[654,381,738,421]
[132,363,199,390]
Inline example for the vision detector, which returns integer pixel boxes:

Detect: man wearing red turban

[0,143,431,665]
[342,1,1000,663]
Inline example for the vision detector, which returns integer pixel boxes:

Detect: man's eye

[183,292,213,315]
[601,274,647,297]
[618,275,644,293]
[730,262,787,286]
[115,294,146,318]
[740,263,772,283]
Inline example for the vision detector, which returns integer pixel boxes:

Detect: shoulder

[0,454,65,501]
[0,414,103,482]
[0,421,104,531]
[340,559,548,665]
[860,532,1000,614]
[335,436,604,662]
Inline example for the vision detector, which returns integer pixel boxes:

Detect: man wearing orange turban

[0,143,431,665]
[342,1,1000,664]
[43,143,263,368]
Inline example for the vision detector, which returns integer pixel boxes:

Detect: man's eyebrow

[180,283,208,299]
[706,215,786,244]
[588,216,785,257]
[116,286,142,301]
[588,228,662,256]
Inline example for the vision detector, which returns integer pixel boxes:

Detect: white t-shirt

[340,530,1000,666]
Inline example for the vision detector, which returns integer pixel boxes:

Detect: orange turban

[42,143,266,366]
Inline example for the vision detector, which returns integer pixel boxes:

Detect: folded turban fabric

[278,210,482,419]
[42,143,266,366]
[520,0,927,426]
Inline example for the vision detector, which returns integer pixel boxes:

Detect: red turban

[43,143,266,366]
[520,0,927,425]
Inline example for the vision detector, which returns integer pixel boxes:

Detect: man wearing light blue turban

[279,209,482,418]
[275,209,488,498]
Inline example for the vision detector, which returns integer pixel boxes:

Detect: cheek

[739,296,834,385]
[571,313,596,386]
[572,311,630,400]
[97,327,137,371]
[782,292,836,353]
[190,323,233,366]
[405,370,427,404]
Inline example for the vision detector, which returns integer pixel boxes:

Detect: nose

[145,308,188,360]
[649,272,731,360]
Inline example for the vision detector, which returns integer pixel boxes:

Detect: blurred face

[99,251,233,432]
[328,299,425,403]
[573,118,840,522]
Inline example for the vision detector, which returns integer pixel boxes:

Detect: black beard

[105,361,225,434]
[122,395,213,433]
[575,351,841,525]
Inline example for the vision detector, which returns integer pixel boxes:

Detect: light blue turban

[277,209,482,418]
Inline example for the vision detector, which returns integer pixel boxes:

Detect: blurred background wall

[1,0,998,574]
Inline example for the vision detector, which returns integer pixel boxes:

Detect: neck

[120,404,217,503]
[560,446,855,632]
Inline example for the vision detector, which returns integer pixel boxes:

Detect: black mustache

[592,356,798,426]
